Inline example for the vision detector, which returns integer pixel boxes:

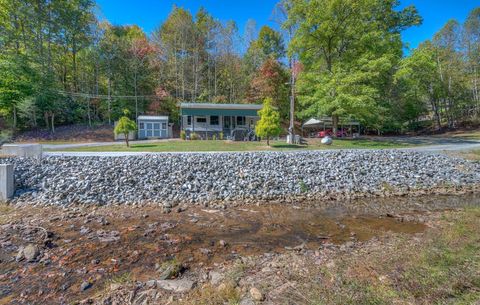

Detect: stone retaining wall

[3,150,480,207]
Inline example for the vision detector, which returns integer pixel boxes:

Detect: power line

[58,90,162,100]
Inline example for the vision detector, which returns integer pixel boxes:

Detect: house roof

[180,103,263,110]
[137,115,169,121]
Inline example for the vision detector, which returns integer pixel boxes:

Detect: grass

[0,203,14,225]
[445,130,480,140]
[452,149,480,161]
[46,138,410,153]
[301,208,480,304]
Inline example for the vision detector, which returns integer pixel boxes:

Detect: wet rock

[156,279,196,293]
[80,281,92,291]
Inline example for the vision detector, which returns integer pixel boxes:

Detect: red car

[317,129,348,138]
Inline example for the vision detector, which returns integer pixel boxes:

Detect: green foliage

[299,180,308,193]
[255,98,282,145]
[190,132,200,140]
[219,132,224,140]
[289,0,421,132]
[114,109,137,147]
[180,130,186,140]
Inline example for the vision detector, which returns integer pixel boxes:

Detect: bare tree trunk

[108,76,112,125]
[51,113,55,133]
[332,115,339,137]
[87,98,92,127]
[125,133,130,147]
[134,72,138,120]
[12,106,17,131]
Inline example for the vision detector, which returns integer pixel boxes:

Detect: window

[153,123,160,130]
[187,116,192,125]
[162,122,167,129]
[139,122,145,129]
[210,116,219,125]
[196,117,207,123]
[236,116,245,126]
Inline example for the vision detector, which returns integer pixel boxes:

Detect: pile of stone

[3,150,480,207]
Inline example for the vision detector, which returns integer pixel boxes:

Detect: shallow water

[1,193,479,304]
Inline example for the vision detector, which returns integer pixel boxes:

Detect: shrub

[180,130,186,140]
[190,132,200,140]
[219,132,224,140]
[212,134,217,141]
[0,129,13,145]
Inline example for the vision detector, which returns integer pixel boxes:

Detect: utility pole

[287,59,296,144]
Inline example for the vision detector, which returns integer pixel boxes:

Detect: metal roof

[180,102,263,110]
[137,115,169,121]
[303,117,360,127]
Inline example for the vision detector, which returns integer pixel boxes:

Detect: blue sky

[96,0,479,52]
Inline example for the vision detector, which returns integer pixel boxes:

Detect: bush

[0,129,13,145]
[190,132,200,140]
[180,130,186,140]
[212,134,217,141]
[219,132,224,140]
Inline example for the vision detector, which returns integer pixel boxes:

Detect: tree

[247,57,289,118]
[114,109,137,147]
[287,0,421,134]
[0,54,35,130]
[255,98,282,145]
[394,44,437,129]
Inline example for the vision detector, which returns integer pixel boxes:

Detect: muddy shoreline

[1,194,480,304]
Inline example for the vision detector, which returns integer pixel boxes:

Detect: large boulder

[321,136,333,145]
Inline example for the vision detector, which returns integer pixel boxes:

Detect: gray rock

[80,281,92,291]
[239,297,256,305]
[4,151,480,208]
[17,244,40,262]
[209,271,224,285]
[156,279,196,293]
[321,136,333,145]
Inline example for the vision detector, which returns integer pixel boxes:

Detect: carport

[302,117,361,138]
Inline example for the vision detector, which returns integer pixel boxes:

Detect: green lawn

[449,130,480,140]
[47,138,411,152]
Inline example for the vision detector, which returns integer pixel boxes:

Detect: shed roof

[137,115,169,121]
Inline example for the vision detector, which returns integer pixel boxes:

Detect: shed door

[146,123,153,137]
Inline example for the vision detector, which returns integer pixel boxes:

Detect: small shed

[137,115,170,139]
